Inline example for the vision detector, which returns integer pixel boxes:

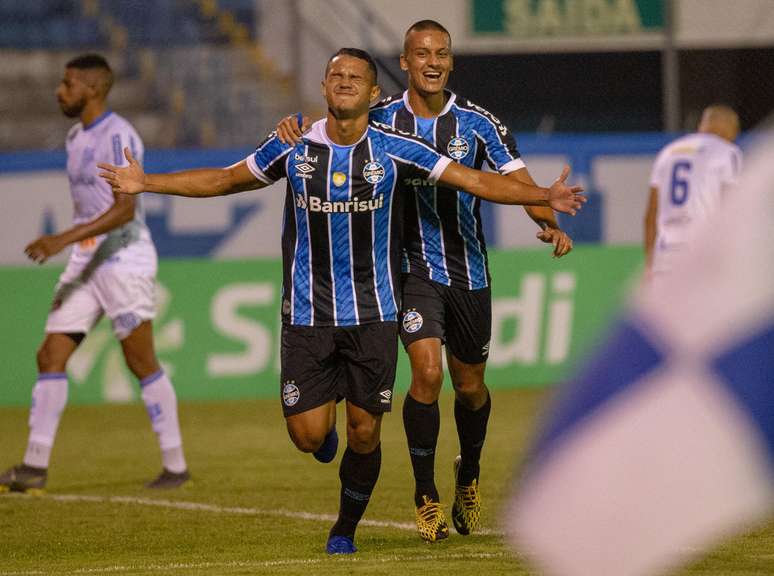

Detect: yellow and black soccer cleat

[415,495,449,542]
[452,455,481,535]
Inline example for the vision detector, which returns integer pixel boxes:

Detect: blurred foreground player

[98,48,584,553]
[644,104,742,281]
[0,54,190,494]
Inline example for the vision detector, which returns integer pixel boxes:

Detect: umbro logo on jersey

[295,162,315,179]
[447,137,470,160]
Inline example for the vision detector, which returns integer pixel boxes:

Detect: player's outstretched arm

[437,163,586,215]
[98,147,265,197]
[509,169,573,258]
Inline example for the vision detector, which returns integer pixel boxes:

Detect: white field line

[6,492,501,536]
[0,552,509,576]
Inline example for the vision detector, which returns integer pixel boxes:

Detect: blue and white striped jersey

[245,119,451,327]
[370,90,525,290]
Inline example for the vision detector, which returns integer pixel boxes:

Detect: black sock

[455,392,491,485]
[403,394,440,506]
[330,444,382,539]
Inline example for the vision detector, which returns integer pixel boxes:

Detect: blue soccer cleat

[326,534,357,554]
[313,427,338,463]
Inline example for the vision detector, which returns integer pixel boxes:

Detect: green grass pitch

[0,388,771,575]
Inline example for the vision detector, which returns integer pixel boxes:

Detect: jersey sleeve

[109,123,144,167]
[466,102,524,174]
[717,146,743,190]
[369,106,393,125]
[378,124,451,184]
[245,131,292,184]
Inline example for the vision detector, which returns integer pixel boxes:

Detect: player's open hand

[25,234,66,264]
[98,147,146,194]
[536,227,573,258]
[547,165,586,215]
[276,113,308,145]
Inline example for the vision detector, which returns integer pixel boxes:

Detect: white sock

[24,373,69,469]
[140,370,187,473]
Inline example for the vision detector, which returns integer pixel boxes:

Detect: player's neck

[408,88,446,118]
[325,113,369,146]
[80,101,108,129]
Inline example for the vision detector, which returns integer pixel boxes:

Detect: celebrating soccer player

[0,54,190,495]
[277,20,574,543]
[98,48,584,554]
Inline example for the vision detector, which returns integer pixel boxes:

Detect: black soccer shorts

[279,321,398,417]
[399,273,492,365]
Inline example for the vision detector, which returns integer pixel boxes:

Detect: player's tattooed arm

[99,147,266,198]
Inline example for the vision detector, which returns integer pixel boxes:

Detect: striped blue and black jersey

[370,90,526,290]
[245,119,451,327]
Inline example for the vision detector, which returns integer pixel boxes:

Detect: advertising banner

[0,247,641,406]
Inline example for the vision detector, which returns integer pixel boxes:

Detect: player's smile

[401,29,452,97]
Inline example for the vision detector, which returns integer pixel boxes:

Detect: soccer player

[0,54,190,494]
[276,20,573,542]
[644,105,742,281]
[98,48,584,554]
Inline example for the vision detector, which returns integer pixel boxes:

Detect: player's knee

[36,343,63,372]
[346,420,379,453]
[287,426,325,453]
[123,351,159,380]
[411,363,444,392]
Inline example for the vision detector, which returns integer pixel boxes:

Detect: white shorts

[45,264,156,340]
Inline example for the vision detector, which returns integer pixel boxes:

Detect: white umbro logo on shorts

[379,389,392,404]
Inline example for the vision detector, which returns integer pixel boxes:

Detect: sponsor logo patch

[362,161,385,184]
[332,171,347,187]
[282,381,300,407]
[447,137,470,160]
[379,389,392,404]
[402,309,423,334]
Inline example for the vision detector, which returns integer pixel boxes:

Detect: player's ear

[320,80,326,97]
[399,53,408,71]
[370,84,381,104]
[449,54,454,72]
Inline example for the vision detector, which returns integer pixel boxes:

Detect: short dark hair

[65,53,114,96]
[66,53,112,73]
[325,48,378,83]
[404,20,452,52]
